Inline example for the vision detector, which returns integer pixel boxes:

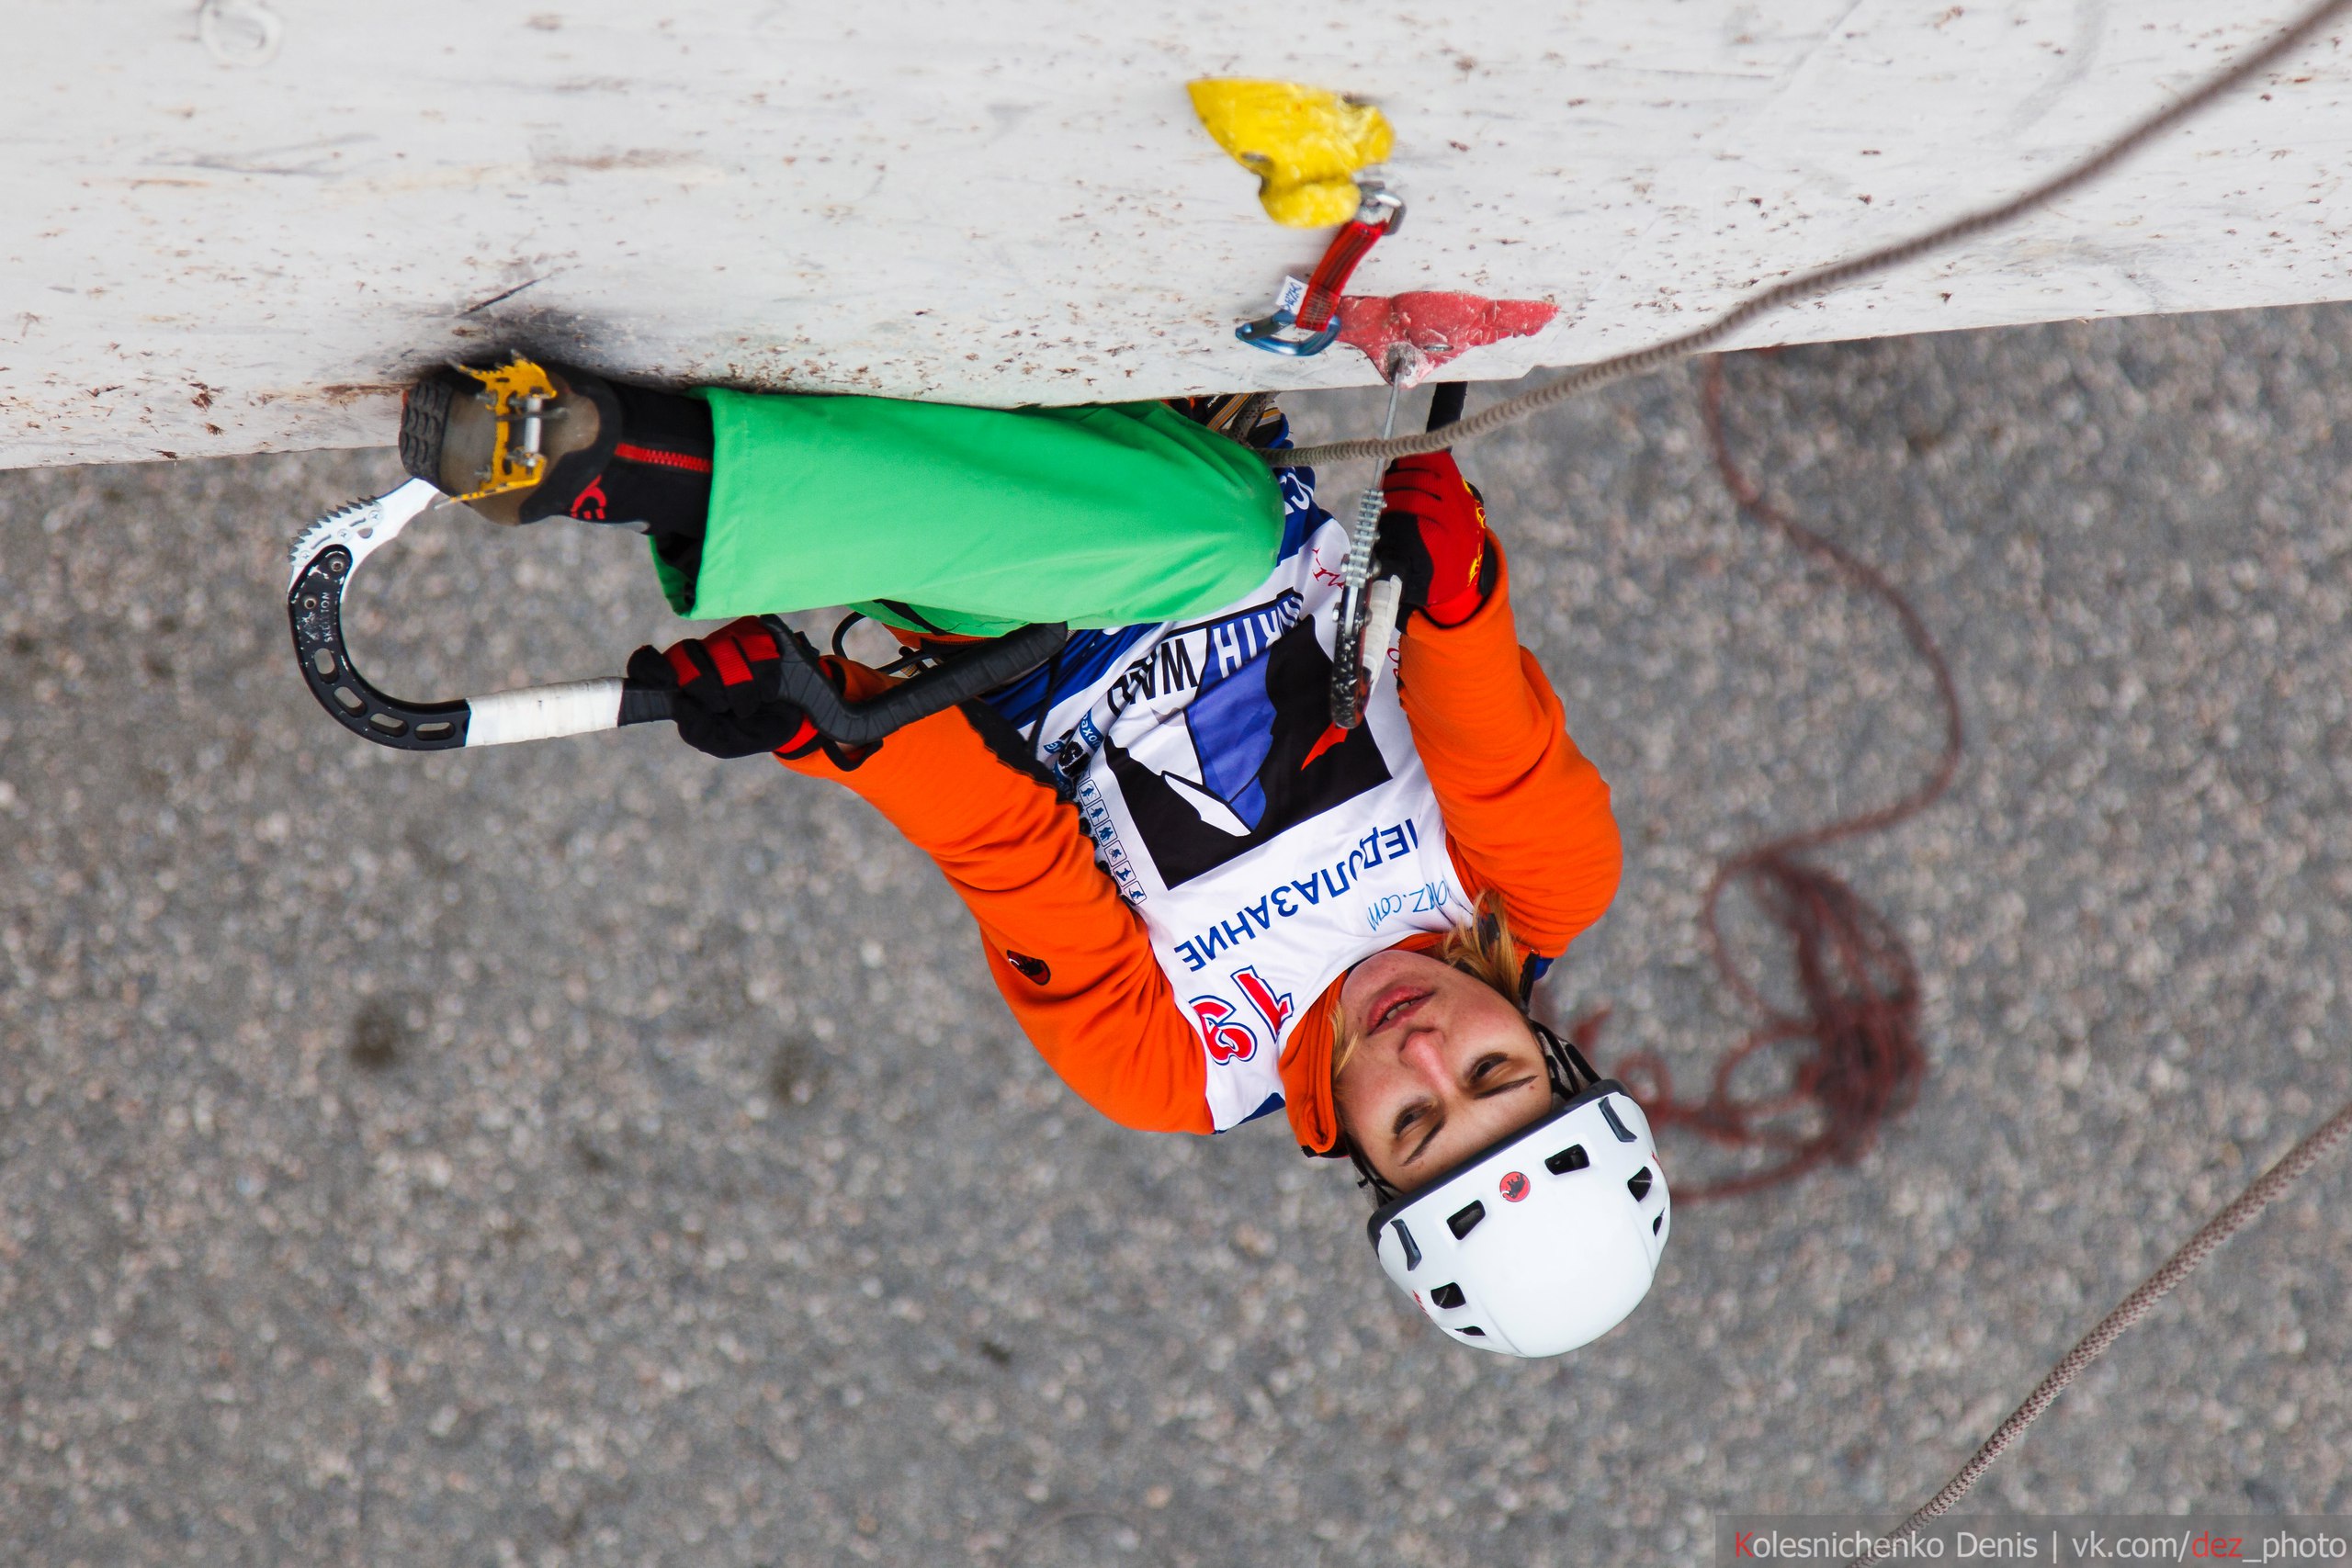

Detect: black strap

[1427,381,1466,434]
[876,599,949,636]
[760,617,1069,746]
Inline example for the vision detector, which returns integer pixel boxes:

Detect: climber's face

[1333,948,1552,1193]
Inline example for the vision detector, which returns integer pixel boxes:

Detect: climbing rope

[1268,0,2352,472]
[1594,349,2352,1564]
[1256,0,2352,1527]
[1856,1096,2352,1565]
[1376,0,2352,1517]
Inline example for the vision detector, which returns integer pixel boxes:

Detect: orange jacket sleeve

[1394,545,1623,958]
[779,681,1214,1134]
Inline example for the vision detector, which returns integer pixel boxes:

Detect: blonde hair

[1330,892,1529,1086]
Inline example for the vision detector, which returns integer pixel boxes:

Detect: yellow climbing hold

[1187,79,1393,229]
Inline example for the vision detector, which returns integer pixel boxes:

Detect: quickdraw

[1326,368,1406,728]
[1328,375,1465,729]
[1235,181,1403,357]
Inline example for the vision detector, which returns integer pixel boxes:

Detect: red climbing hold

[1336,292,1559,385]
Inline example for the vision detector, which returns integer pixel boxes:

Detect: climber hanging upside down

[398,359,1673,1356]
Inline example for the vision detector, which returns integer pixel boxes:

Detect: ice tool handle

[1235,184,1404,356]
[287,479,1068,752]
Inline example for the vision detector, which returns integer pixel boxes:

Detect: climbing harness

[1269,0,2352,471]
[286,479,1066,750]
[1235,180,1404,356]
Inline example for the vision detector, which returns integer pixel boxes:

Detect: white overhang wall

[5,1,2349,468]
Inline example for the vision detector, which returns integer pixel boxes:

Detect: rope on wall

[1268,0,2352,472]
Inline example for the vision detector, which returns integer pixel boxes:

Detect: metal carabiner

[1235,183,1405,356]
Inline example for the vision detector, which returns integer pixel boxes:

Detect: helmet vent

[1430,1282,1466,1310]
[1599,1098,1638,1143]
[1626,1168,1654,1201]
[1653,1213,1664,1235]
[1544,1144,1589,1174]
[1447,1201,1486,1239]
[1389,1218,1422,1270]
[1458,1325,1486,1337]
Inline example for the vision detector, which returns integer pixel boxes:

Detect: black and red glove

[1374,451,1497,627]
[625,618,820,760]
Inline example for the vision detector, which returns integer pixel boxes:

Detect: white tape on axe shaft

[464,679,628,747]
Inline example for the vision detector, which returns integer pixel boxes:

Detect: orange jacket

[781,546,1622,1151]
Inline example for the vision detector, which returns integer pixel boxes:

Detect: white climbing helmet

[1365,1032,1670,1358]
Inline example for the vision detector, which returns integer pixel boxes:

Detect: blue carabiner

[1234,308,1342,356]
[1233,186,1404,358]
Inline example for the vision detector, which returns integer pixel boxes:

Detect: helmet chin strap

[1343,1141,1398,1201]
[1338,1016,1605,1204]
[1533,1020,1603,1101]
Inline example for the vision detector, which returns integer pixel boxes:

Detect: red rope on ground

[1589,354,1963,1201]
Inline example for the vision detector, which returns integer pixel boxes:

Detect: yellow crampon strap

[453,355,560,502]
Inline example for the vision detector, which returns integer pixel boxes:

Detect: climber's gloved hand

[1374,451,1498,627]
[625,618,820,760]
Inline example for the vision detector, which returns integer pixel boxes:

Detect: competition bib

[1024,515,1472,1130]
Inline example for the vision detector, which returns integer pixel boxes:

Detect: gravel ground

[4,307,2349,1566]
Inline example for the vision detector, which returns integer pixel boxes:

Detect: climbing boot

[398,355,714,534]
[400,355,615,525]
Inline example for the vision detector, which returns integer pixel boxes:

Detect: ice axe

[286,479,1068,751]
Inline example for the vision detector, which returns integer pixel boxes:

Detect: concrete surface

[13,2,2352,465]
[3,304,2349,1565]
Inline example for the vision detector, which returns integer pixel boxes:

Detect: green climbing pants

[658,390,1288,637]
